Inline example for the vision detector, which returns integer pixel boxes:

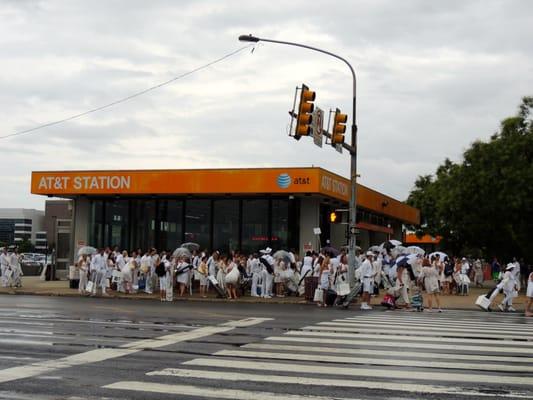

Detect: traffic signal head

[295,84,316,139]
[331,108,347,146]
[329,211,338,223]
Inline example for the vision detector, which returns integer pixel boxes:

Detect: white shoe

[360,304,372,310]
[508,306,516,312]
[263,295,272,299]
[498,304,505,312]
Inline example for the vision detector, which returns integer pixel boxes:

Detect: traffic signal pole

[239,34,360,286]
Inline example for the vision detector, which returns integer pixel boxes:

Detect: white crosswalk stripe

[104,311,533,399]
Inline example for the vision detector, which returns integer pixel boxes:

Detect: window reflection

[213,200,239,254]
[185,200,211,250]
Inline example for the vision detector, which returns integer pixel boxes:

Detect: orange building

[31,167,419,265]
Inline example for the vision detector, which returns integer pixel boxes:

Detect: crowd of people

[2,241,532,316]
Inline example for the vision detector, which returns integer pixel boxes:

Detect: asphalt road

[0,295,532,400]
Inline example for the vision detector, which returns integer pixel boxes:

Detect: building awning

[31,167,420,225]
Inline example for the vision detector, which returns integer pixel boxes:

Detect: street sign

[349,226,358,235]
[312,107,324,148]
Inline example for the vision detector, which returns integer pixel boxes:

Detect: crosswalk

[103,310,533,399]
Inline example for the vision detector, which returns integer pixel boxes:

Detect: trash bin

[304,276,318,301]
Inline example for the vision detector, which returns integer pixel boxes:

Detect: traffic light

[294,84,316,139]
[329,211,339,223]
[331,108,347,146]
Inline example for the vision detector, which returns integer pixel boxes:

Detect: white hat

[461,257,466,261]
[260,247,272,255]
[366,251,374,256]
[506,263,515,271]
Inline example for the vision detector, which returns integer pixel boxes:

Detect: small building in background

[0,208,45,247]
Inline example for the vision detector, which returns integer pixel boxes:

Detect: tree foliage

[407,96,533,261]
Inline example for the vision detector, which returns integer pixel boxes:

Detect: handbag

[337,282,350,296]
[313,287,324,302]
[85,280,94,292]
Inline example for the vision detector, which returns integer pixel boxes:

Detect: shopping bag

[475,294,490,310]
[313,287,323,302]
[85,280,94,293]
[337,282,350,296]
[112,270,123,283]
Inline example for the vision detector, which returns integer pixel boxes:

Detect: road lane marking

[0,317,270,384]
[325,320,533,335]
[265,335,533,354]
[148,368,533,398]
[287,330,533,347]
[345,315,533,328]
[214,349,533,373]
[104,381,361,400]
[302,324,532,340]
[183,358,533,386]
[242,343,533,364]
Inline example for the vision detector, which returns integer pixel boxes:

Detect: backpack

[444,263,454,277]
[155,263,166,277]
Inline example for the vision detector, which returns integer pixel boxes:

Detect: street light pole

[239,34,360,285]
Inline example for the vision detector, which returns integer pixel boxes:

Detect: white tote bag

[85,280,94,293]
[313,287,324,302]
[337,282,350,296]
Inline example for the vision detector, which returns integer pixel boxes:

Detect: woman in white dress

[198,255,209,298]
[176,257,191,297]
[216,256,227,292]
[525,271,533,317]
[77,254,89,295]
[224,256,239,299]
[418,257,442,312]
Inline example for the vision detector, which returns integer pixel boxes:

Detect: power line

[1,44,254,140]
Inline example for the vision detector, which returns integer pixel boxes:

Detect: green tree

[18,239,34,253]
[407,96,533,262]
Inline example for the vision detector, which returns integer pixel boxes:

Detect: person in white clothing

[360,252,375,310]
[0,248,10,287]
[249,254,262,297]
[498,263,518,312]
[77,254,90,295]
[260,247,274,298]
[525,271,533,317]
[9,249,23,288]
[90,249,108,296]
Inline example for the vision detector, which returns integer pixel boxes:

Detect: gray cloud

[0,0,532,208]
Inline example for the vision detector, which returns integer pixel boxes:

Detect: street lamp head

[239,34,260,43]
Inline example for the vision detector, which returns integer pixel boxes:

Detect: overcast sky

[1,0,532,209]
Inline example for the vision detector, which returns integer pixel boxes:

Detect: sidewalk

[0,276,529,311]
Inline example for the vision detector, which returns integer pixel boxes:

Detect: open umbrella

[179,242,200,252]
[273,250,291,265]
[173,247,191,259]
[429,251,448,261]
[379,239,403,252]
[368,245,381,253]
[321,246,340,257]
[78,246,97,257]
[407,246,425,256]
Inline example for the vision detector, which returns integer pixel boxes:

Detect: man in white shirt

[360,252,375,310]
[90,248,107,296]
[249,254,262,297]
[0,248,10,287]
[260,248,274,298]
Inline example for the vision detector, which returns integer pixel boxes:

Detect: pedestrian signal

[331,108,347,146]
[295,84,316,140]
[329,211,339,223]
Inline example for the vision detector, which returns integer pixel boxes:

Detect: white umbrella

[368,245,381,253]
[389,239,403,247]
[429,251,448,261]
[407,246,425,256]
[179,242,200,252]
[273,250,291,264]
[173,247,191,259]
[78,246,97,256]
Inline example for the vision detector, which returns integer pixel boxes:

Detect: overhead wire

[0,44,254,140]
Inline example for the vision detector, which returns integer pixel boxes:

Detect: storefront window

[131,200,156,251]
[271,199,288,250]
[89,200,104,248]
[242,199,269,253]
[184,200,211,251]
[158,199,183,252]
[104,200,129,250]
[213,199,239,254]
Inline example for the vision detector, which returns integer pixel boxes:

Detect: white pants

[251,272,262,296]
[261,270,273,297]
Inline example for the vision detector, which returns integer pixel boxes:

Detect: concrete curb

[1,289,524,312]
